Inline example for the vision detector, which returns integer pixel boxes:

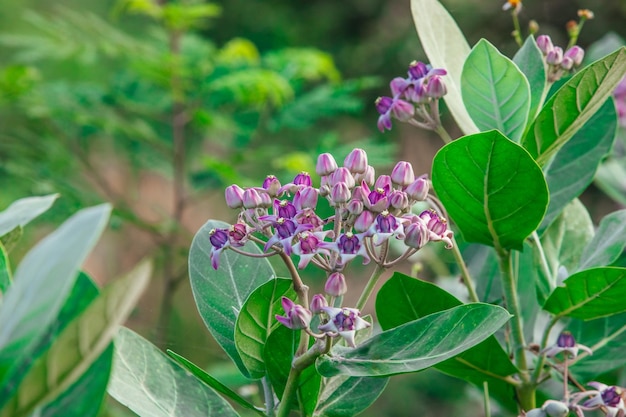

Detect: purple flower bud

[276,297,312,330]
[228,223,248,246]
[405,175,429,201]
[390,77,409,97]
[546,47,563,66]
[310,294,328,314]
[536,35,554,55]
[259,191,272,208]
[316,153,338,176]
[408,61,429,80]
[262,175,281,197]
[424,75,447,99]
[391,161,415,186]
[376,96,415,132]
[560,56,574,71]
[293,172,312,187]
[295,186,318,210]
[330,167,356,189]
[564,45,584,67]
[331,182,351,205]
[354,165,376,187]
[347,199,364,215]
[404,221,428,249]
[325,272,347,297]
[243,188,263,209]
[389,190,409,210]
[209,228,229,249]
[225,185,244,209]
[351,185,366,202]
[354,210,375,233]
[374,175,392,190]
[557,331,576,348]
[344,148,369,174]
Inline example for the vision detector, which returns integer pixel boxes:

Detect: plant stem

[511,11,523,46]
[262,376,276,417]
[497,248,535,410]
[276,343,324,417]
[355,263,386,311]
[483,381,491,417]
[451,236,479,302]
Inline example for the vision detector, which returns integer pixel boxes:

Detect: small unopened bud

[331,167,355,189]
[424,75,447,99]
[405,176,429,201]
[354,210,375,233]
[347,199,364,215]
[566,20,578,38]
[374,175,392,190]
[310,294,328,314]
[259,192,272,208]
[316,153,338,177]
[564,45,584,67]
[560,57,574,71]
[544,401,569,417]
[331,182,351,205]
[556,331,576,348]
[225,185,244,209]
[577,9,594,20]
[408,60,429,80]
[536,35,554,55]
[295,186,318,209]
[263,175,281,197]
[528,20,539,35]
[275,297,312,330]
[354,165,375,186]
[391,161,415,186]
[344,148,369,174]
[325,272,347,297]
[389,190,409,210]
[243,188,263,209]
[404,222,428,249]
[546,47,563,66]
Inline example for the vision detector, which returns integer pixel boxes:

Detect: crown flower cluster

[376,61,448,132]
[536,35,585,82]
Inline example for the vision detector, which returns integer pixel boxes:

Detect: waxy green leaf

[189,219,276,376]
[578,209,626,271]
[410,0,479,135]
[540,99,617,230]
[513,36,547,124]
[0,260,150,417]
[234,278,295,379]
[316,303,510,377]
[0,194,58,238]
[522,47,626,166]
[0,243,10,298]
[376,273,518,411]
[432,130,549,250]
[462,39,530,141]
[543,267,626,320]
[109,328,238,417]
[313,375,388,417]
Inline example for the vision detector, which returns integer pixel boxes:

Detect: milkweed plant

[104,0,626,416]
[5,0,623,416]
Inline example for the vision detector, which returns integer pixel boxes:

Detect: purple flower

[276,297,312,330]
[369,211,405,245]
[261,216,313,255]
[419,209,454,248]
[291,230,333,269]
[542,331,592,359]
[318,306,370,347]
[322,232,371,265]
[375,96,415,132]
[262,175,282,197]
[208,228,230,269]
[583,382,625,417]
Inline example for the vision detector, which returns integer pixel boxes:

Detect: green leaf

[189,219,276,376]
[539,99,617,230]
[543,267,626,319]
[316,303,511,377]
[431,130,549,250]
[0,260,151,417]
[166,350,264,416]
[0,243,11,297]
[410,0,479,135]
[595,157,626,206]
[513,36,547,124]
[569,312,626,380]
[0,226,22,253]
[263,326,321,416]
[108,328,239,417]
[462,39,530,141]
[0,194,58,238]
[0,204,111,375]
[376,273,518,411]
[234,278,295,379]
[521,47,626,166]
[534,199,594,302]
[313,375,388,417]
[579,209,626,270]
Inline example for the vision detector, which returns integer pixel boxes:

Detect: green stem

[355,263,386,311]
[483,381,491,417]
[511,11,523,47]
[451,236,479,302]
[497,249,535,410]
[276,343,324,417]
[531,232,553,289]
[531,315,560,385]
[262,376,276,417]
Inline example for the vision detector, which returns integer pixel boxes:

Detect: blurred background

[1,0,625,415]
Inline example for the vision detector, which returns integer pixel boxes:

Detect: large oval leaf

[234,278,295,379]
[313,375,388,417]
[108,327,238,417]
[462,39,530,141]
[513,36,547,125]
[410,0,478,135]
[432,130,549,250]
[543,267,626,320]
[316,303,510,377]
[189,219,276,376]
[578,209,626,271]
[0,194,58,238]
[539,99,617,231]
[522,47,626,166]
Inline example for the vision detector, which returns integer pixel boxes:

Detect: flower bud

[560,56,574,71]
[275,297,312,330]
[546,47,563,66]
[536,35,553,55]
[293,172,312,187]
[404,222,428,249]
[243,188,263,209]
[577,9,594,20]
[425,75,447,99]
[316,153,338,177]
[389,190,409,210]
[262,175,281,197]
[374,175,392,191]
[544,401,569,417]
[259,191,272,208]
[228,223,248,245]
[408,60,429,80]
[528,19,539,35]
[405,175,429,201]
[354,210,375,233]
[225,185,244,209]
[295,186,318,209]
[391,161,415,186]
[330,167,355,189]
[564,45,584,67]
[325,272,347,297]
[347,199,364,215]
[310,294,328,314]
[344,148,369,174]
[354,165,375,186]
[331,182,351,205]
